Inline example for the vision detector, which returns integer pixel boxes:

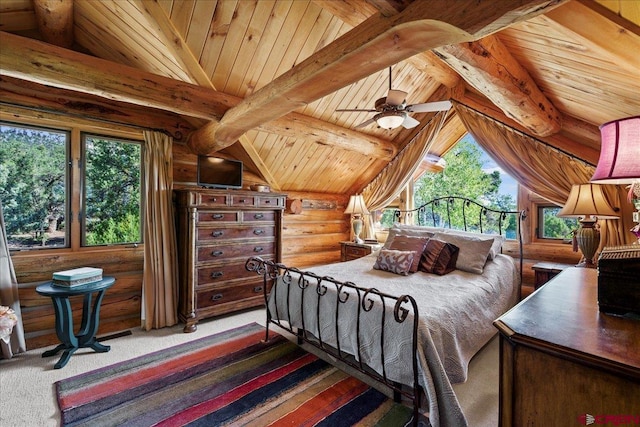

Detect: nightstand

[532,262,573,289]
[340,241,381,262]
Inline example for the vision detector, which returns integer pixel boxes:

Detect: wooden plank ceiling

[0,0,639,196]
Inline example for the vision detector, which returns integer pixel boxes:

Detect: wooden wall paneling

[236,1,295,97]
[222,1,275,96]
[198,0,239,80]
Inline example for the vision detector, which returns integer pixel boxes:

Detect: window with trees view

[0,122,143,250]
[537,205,577,240]
[380,136,518,238]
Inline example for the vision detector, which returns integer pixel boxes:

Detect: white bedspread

[266,253,519,427]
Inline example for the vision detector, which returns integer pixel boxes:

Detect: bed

[245,197,525,427]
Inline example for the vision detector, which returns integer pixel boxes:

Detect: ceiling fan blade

[355,118,376,128]
[386,89,407,106]
[336,108,377,112]
[405,100,453,113]
[402,115,420,129]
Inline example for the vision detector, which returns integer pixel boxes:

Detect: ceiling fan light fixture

[375,111,406,129]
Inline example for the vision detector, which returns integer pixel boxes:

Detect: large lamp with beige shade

[344,194,369,244]
[558,183,619,268]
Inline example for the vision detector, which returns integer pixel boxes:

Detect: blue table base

[37,279,114,369]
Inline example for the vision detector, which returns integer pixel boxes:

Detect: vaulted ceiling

[1,0,639,196]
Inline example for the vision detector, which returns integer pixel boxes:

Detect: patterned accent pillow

[419,239,459,276]
[373,249,415,276]
[388,235,430,273]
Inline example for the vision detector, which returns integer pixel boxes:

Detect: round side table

[36,277,115,369]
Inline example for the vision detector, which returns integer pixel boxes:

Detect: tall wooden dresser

[174,189,286,332]
[494,267,640,426]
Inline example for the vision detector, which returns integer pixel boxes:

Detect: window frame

[533,203,576,244]
[1,119,144,253]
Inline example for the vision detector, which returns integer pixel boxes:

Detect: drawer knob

[253,229,265,235]
[239,198,246,203]
[210,271,224,279]
[253,286,263,293]
[210,197,217,202]
[264,200,271,204]
[212,231,224,237]
[254,246,264,252]
[211,293,223,301]
[211,250,223,257]
[254,213,264,219]
[212,214,224,220]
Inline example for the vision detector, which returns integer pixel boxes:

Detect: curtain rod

[452,100,596,168]
[0,101,179,140]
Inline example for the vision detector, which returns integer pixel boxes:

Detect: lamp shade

[344,194,369,215]
[557,184,619,219]
[591,116,640,184]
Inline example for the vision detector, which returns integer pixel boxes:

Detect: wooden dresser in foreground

[174,189,286,332]
[494,267,640,426]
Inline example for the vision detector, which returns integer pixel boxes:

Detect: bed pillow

[419,239,459,276]
[432,232,494,274]
[373,249,415,276]
[383,224,437,250]
[445,229,506,260]
[387,235,430,273]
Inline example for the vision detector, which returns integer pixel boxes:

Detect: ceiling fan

[336,67,452,130]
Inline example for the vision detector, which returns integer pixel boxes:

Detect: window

[0,123,68,249]
[537,205,577,241]
[0,122,143,251]
[83,134,142,246]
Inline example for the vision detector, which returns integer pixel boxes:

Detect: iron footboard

[245,256,423,426]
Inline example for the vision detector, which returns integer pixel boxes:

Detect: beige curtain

[141,131,179,330]
[0,201,26,358]
[455,102,636,251]
[362,111,448,238]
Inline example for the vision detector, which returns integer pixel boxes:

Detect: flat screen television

[197,156,243,189]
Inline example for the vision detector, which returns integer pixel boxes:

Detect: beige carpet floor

[0,308,498,426]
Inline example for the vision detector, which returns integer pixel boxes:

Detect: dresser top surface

[495,267,640,372]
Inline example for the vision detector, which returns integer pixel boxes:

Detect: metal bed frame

[245,197,525,426]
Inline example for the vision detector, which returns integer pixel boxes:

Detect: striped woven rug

[55,322,425,427]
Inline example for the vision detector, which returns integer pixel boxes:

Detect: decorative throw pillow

[419,239,459,276]
[388,235,430,273]
[444,229,506,260]
[432,232,494,274]
[373,249,415,276]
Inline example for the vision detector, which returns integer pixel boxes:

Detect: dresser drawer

[196,280,272,310]
[196,242,275,262]
[242,211,276,222]
[195,193,230,207]
[197,211,239,223]
[197,226,275,243]
[258,196,284,208]
[231,195,256,207]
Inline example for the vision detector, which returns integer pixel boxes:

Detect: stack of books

[52,267,103,287]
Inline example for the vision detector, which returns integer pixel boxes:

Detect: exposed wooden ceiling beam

[312,0,460,88]
[0,31,236,119]
[0,32,396,161]
[187,0,567,154]
[259,112,397,161]
[434,35,562,137]
[32,0,74,48]
[0,75,193,139]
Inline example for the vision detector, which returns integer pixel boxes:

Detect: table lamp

[590,116,640,243]
[558,183,619,268]
[344,194,369,244]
